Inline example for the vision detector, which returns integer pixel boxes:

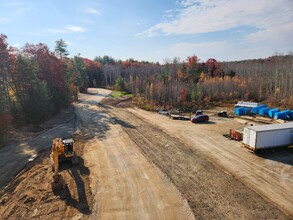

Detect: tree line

[91,54,293,111]
[0,35,94,139]
[1,33,293,140]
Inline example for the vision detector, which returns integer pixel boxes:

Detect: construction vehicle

[50,137,79,190]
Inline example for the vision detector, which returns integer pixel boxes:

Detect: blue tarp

[259,107,270,116]
[268,108,279,118]
[252,104,266,114]
[289,111,293,120]
[235,107,251,116]
[244,108,251,115]
[235,107,245,116]
[274,110,291,120]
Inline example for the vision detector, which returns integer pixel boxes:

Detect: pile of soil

[0,135,93,219]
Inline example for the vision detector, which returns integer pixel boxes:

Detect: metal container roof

[235,101,258,108]
[246,122,293,132]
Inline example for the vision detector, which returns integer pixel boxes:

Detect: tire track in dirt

[127,107,293,217]
[110,107,290,219]
[81,104,194,219]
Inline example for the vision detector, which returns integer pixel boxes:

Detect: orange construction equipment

[50,138,78,190]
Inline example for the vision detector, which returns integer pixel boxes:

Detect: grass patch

[110,91,132,99]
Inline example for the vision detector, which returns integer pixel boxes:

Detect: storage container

[243,122,293,151]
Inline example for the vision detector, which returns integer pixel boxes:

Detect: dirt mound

[0,136,92,220]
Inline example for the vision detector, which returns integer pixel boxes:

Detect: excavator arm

[50,138,65,190]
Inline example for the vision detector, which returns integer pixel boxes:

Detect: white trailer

[242,122,293,151]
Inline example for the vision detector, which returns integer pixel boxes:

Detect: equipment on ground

[50,137,79,190]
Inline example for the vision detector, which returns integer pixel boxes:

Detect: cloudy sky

[0,0,292,62]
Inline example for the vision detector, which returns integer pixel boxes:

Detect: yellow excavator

[50,137,79,190]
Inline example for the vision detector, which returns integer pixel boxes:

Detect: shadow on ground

[53,156,91,215]
[257,147,293,166]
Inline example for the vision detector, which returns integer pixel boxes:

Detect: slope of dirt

[0,106,76,189]
[0,136,92,219]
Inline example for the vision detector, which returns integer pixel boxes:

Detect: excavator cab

[62,138,74,156]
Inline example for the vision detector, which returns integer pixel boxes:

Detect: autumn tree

[205,58,220,77]
[83,58,103,87]
[9,54,52,123]
[23,43,68,113]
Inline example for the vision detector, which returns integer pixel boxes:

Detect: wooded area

[94,54,293,112]
[1,34,293,140]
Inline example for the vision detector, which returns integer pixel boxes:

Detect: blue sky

[0,0,292,63]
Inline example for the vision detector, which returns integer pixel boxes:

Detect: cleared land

[0,88,292,219]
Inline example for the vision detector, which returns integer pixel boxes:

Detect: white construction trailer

[243,122,293,151]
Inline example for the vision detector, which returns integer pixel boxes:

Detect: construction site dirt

[0,88,292,219]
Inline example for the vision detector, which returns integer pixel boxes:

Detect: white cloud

[48,26,88,34]
[180,0,200,7]
[13,43,20,48]
[0,18,8,22]
[136,26,160,38]
[85,7,100,15]
[168,41,228,61]
[165,9,173,13]
[65,25,88,32]
[82,19,94,24]
[245,21,293,45]
[65,41,74,45]
[48,29,67,34]
[138,0,293,37]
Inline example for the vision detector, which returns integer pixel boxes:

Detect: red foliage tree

[23,43,65,94]
[179,88,188,103]
[186,55,198,69]
[83,58,102,87]
[205,58,221,77]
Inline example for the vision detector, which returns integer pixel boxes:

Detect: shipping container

[268,108,279,118]
[258,107,270,116]
[230,129,243,141]
[242,122,293,151]
[252,104,266,114]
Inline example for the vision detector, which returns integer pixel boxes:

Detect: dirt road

[0,89,194,219]
[0,88,292,219]
[76,89,194,219]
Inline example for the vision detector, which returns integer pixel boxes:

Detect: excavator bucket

[51,174,66,191]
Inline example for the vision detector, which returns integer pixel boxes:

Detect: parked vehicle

[195,110,203,115]
[218,111,227,117]
[191,115,209,123]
